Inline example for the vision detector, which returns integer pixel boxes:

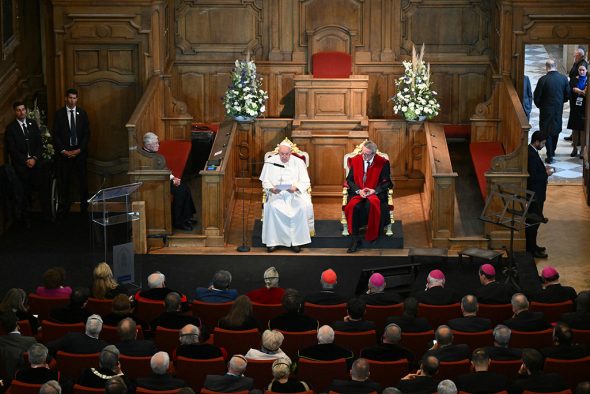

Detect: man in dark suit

[360,273,402,305]
[134,271,188,303]
[303,268,347,305]
[484,324,522,360]
[175,324,225,360]
[533,60,570,164]
[328,358,381,394]
[269,288,319,332]
[49,287,91,324]
[136,351,187,390]
[78,345,125,388]
[560,290,590,329]
[203,354,255,393]
[52,88,90,216]
[150,292,201,331]
[509,348,567,394]
[474,263,515,304]
[448,295,492,332]
[530,266,577,303]
[540,321,590,360]
[455,348,508,394]
[423,325,470,362]
[331,298,376,332]
[0,312,37,384]
[4,100,51,224]
[385,297,432,333]
[47,314,108,355]
[412,269,458,305]
[194,270,238,303]
[298,325,354,366]
[397,355,440,394]
[360,323,414,365]
[504,293,551,332]
[115,318,157,357]
[14,343,59,384]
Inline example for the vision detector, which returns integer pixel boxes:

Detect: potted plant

[223,57,269,123]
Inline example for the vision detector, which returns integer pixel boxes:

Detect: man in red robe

[344,141,393,253]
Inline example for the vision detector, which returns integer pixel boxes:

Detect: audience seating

[213,327,260,357]
[56,351,100,380]
[28,294,70,322]
[252,303,283,328]
[366,358,409,388]
[154,326,180,354]
[137,388,181,394]
[22,352,57,370]
[134,298,165,325]
[334,330,377,357]
[85,297,113,317]
[544,356,590,389]
[469,141,505,200]
[41,320,84,343]
[277,330,317,359]
[400,330,434,359]
[489,359,522,380]
[244,358,274,391]
[365,304,403,332]
[72,385,104,394]
[530,300,574,324]
[119,354,152,380]
[297,358,348,393]
[522,391,572,394]
[192,300,233,329]
[417,303,461,328]
[451,329,493,351]
[175,356,225,391]
[17,320,33,337]
[509,328,553,349]
[478,303,513,326]
[201,390,248,394]
[266,392,313,394]
[5,381,43,394]
[572,328,590,345]
[101,324,144,344]
[437,359,471,380]
[304,303,347,326]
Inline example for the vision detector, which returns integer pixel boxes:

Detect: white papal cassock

[259,153,315,247]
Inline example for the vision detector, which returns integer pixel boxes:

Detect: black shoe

[527,213,548,224]
[292,245,301,253]
[545,157,554,164]
[570,149,578,157]
[174,223,192,231]
[188,218,198,224]
[536,246,546,253]
[533,249,548,258]
[347,237,361,253]
[267,246,276,253]
[564,135,573,141]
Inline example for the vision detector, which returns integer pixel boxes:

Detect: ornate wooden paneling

[371,120,407,179]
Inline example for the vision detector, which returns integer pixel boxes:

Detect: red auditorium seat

[437,359,471,380]
[451,329,494,351]
[297,358,348,393]
[478,303,513,326]
[41,320,84,343]
[192,300,233,329]
[85,297,113,317]
[175,356,225,391]
[28,294,70,322]
[304,303,347,326]
[213,327,260,357]
[366,358,409,388]
[277,330,317,359]
[334,330,377,357]
[529,300,574,324]
[311,52,352,78]
[365,304,403,332]
[509,328,553,349]
[118,354,152,380]
[5,381,43,394]
[544,356,590,390]
[417,303,461,328]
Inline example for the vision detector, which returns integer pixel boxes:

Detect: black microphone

[264,161,285,168]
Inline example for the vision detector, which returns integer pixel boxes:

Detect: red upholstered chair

[366,358,409,388]
[334,330,377,357]
[488,359,522,380]
[530,300,574,324]
[134,298,165,326]
[41,320,84,343]
[213,327,260,357]
[451,329,494,351]
[509,328,553,349]
[155,326,180,354]
[28,294,70,322]
[437,359,471,380]
[522,391,572,394]
[101,324,144,344]
[277,330,317,359]
[544,356,590,389]
[399,331,434,359]
[417,303,461,328]
[244,358,274,391]
[192,300,233,329]
[5,381,43,394]
[311,52,352,78]
[266,392,313,394]
[72,385,105,394]
[17,320,33,337]
[137,388,181,394]
[56,351,100,380]
[85,297,113,317]
[119,354,153,380]
[158,140,192,179]
[175,356,226,391]
[201,390,248,394]
[252,302,283,328]
[478,304,513,326]
[365,304,403,332]
[572,328,590,345]
[297,358,348,393]
[304,303,347,326]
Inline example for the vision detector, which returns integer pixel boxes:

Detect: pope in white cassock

[259,141,315,253]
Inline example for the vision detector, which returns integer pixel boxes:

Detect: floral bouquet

[223,58,269,120]
[391,44,440,121]
[27,99,55,161]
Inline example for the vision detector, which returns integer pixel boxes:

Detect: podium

[89,182,142,284]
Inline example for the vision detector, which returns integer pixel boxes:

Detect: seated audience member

[136,351,187,390]
[576,382,590,394]
[150,292,201,330]
[509,348,567,394]
[103,294,137,326]
[328,358,381,394]
[115,317,157,357]
[175,324,224,360]
[0,288,40,334]
[530,266,577,303]
[360,323,414,364]
[40,380,62,394]
[0,312,37,384]
[474,263,515,304]
[245,329,290,361]
[246,267,285,304]
[455,347,508,393]
[412,270,458,305]
[331,297,376,332]
[360,273,402,305]
[423,325,470,362]
[397,355,440,394]
[303,268,347,305]
[298,325,354,364]
[448,295,492,332]
[36,267,72,298]
[135,271,188,302]
[504,293,550,331]
[266,357,310,393]
[385,296,432,332]
[483,324,522,360]
[218,295,260,331]
[269,288,319,332]
[194,270,238,303]
[49,287,91,324]
[78,345,124,388]
[382,388,402,394]
[105,376,127,394]
[203,354,255,393]
[92,262,128,299]
[14,343,59,384]
[47,314,107,355]
[540,321,590,359]
[437,379,457,394]
[560,290,590,329]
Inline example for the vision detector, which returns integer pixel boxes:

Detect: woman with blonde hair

[267,357,309,393]
[92,262,126,299]
[0,288,40,334]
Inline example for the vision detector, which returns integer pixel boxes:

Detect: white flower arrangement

[27,100,55,161]
[391,44,440,121]
[223,58,269,119]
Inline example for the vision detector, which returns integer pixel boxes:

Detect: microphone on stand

[264,161,285,168]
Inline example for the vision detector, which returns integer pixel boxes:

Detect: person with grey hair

[328,358,382,393]
[483,324,522,360]
[298,325,354,366]
[360,323,414,365]
[504,293,550,331]
[105,376,127,394]
[39,380,62,394]
[533,58,570,163]
[150,291,201,330]
[142,131,196,231]
[14,343,59,384]
[136,351,187,390]
[245,329,290,361]
[437,379,457,394]
[448,295,492,332]
[135,271,188,303]
[175,324,224,360]
[382,388,402,394]
[246,267,285,304]
[424,325,470,362]
[413,270,458,305]
[203,355,255,392]
[455,347,508,393]
[267,357,310,392]
[194,270,238,303]
[47,314,107,356]
[78,345,124,388]
[344,140,393,253]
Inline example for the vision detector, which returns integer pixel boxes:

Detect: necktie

[363,161,370,183]
[69,109,78,146]
[22,122,31,158]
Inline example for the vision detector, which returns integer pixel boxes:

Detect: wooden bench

[443,124,471,139]
[469,142,504,200]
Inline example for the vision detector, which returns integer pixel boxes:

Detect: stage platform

[251,219,404,249]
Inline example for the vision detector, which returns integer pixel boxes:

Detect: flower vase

[234,115,255,124]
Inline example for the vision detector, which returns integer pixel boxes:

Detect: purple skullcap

[480,264,496,276]
[428,269,445,280]
[541,266,559,279]
[369,273,385,287]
